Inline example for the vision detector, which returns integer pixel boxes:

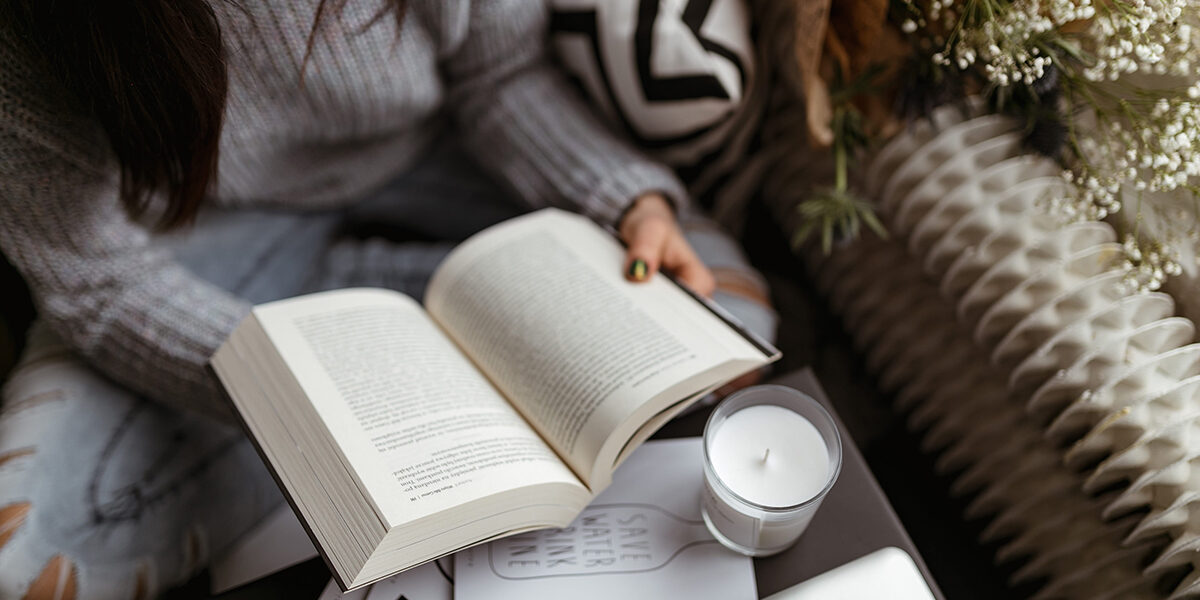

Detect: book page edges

[352,487,587,589]
[237,312,394,533]
[209,326,377,591]
[212,297,592,591]
[247,292,421,528]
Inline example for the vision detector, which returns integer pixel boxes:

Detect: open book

[209,208,778,591]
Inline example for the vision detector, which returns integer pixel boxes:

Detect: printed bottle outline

[487,503,717,580]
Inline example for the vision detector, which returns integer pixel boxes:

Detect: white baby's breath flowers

[1082,0,1196,82]
[907,0,1198,92]
[909,0,1100,87]
[1038,179,1109,227]
[1068,96,1200,236]
[1118,233,1183,293]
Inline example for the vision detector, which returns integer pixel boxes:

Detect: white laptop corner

[762,547,936,600]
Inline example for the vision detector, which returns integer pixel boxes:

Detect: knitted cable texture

[0,0,685,418]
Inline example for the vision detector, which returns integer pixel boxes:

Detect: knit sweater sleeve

[442,0,689,227]
[0,44,247,420]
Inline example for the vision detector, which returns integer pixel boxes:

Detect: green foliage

[793,186,887,254]
[793,67,889,254]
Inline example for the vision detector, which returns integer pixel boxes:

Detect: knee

[2,554,80,600]
[0,505,152,600]
[0,354,80,600]
[0,499,78,600]
[0,360,123,600]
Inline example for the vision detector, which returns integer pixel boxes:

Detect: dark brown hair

[9,0,404,230]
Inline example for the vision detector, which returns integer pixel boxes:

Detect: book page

[251,289,584,526]
[425,210,765,488]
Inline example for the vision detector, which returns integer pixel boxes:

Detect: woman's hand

[620,195,761,396]
[618,194,716,296]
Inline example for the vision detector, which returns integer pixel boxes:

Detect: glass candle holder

[701,385,843,557]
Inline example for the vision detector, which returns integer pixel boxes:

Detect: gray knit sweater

[0,0,686,417]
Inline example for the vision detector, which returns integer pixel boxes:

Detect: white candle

[708,405,830,507]
[700,387,842,557]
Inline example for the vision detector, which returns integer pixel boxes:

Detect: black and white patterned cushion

[550,0,756,172]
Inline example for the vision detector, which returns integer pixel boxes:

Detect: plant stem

[834,107,848,192]
[835,139,848,192]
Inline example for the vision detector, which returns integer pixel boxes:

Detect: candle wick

[761,448,770,463]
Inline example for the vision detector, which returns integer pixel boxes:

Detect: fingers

[625,220,716,296]
[624,217,669,282]
[663,236,716,296]
[618,194,715,296]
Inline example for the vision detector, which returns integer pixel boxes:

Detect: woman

[0,1,774,597]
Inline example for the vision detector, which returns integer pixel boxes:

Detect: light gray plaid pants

[0,143,776,599]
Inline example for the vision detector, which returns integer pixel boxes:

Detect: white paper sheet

[210,506,319,593]
[453,438,756,600]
